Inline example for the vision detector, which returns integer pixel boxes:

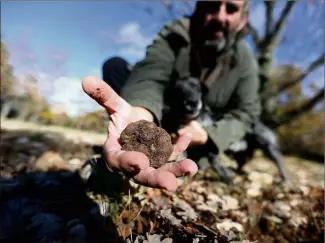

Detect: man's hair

[194,0,250,14]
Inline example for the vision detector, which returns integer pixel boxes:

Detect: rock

[34,151,73,172]
[120,120,173,168]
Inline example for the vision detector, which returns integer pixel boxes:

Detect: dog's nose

[184,100,197,111]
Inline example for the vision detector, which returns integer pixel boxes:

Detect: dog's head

[169,77,203,120]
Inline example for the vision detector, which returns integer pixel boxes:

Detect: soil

[119,120,174,168]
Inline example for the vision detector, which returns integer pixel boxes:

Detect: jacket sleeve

[204,48,261,152]
[120,30,176,125]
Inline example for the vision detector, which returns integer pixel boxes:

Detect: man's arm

[204,48,261,152]
[120,31,176,125]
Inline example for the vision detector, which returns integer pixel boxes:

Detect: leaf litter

[0,128,324,243]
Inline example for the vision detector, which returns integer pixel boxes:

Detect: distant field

[1,118,324,186]
[1,118,107,145]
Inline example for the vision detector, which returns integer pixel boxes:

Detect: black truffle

[119,120,173,168]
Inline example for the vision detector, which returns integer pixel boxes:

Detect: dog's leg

[263,145,289,182]
[210,153,236,184]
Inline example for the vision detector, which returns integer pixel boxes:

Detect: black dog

[162,77,236,183]
[162,77,289,183]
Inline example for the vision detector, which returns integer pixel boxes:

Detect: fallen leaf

[271,201,291,219]
[160,209,182,225]
[173,197,198,221]
[216,219,244,233]
[248,171,273,186]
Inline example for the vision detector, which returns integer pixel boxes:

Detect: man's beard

[203,34,236,53]
[202,21,238,53]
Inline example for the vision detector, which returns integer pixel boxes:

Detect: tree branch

[264,0,275,35]
[160,0,174,18]
[274,88,324,127]
[260,1,296,51]
[246,22,260,47]
[263,53,324,98]
[271,1,296,40]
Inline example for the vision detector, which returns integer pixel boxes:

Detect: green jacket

[120,16,261,153]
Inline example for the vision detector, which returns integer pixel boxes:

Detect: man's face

[195,0,248,50]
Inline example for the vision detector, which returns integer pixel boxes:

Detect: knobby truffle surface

[119,120,173,168]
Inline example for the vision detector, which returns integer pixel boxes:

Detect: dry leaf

[248,171,273,186]
[271,201,291,219]
[216,219,244,232]
[160,209,182,225]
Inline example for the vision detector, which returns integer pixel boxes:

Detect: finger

[82,75,132,115]
[169,132,192,161]
[160,159,198,177]
[177,128,186,136]
[103,138,150,174]
[133,168,179,192]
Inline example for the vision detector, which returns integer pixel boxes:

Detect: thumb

[82,75,132,115]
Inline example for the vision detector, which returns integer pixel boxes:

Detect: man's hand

[82,76,198,192]
[178,120,208,147]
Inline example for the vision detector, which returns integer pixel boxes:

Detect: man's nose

[212,4,227,23]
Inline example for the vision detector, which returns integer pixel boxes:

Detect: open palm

[82,76,198,192]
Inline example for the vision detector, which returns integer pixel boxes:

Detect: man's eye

[202,2,221,14]
[226,4,239,14]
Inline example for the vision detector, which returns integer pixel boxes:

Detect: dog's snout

[184,100,197,111]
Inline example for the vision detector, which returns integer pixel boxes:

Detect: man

[82,0,261,191]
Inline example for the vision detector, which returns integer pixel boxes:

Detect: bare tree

[247,1,324,128]
[137,0,324,129]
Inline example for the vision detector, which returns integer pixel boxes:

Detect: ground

[0,118,324,243]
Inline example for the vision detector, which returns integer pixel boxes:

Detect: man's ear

[237,12,248,32]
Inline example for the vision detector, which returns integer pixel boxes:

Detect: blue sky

[1,1,324,116]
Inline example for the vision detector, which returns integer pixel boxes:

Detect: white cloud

[48,76,99,117]
[99,22,153,64]
[12,68,102,117]
[115,22,153,63]
[117,22,150,45]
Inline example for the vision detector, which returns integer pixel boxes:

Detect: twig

[131,207,144,222]
[189,221,219,236]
